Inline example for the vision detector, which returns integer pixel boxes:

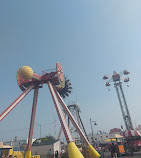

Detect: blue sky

[0,0,141,141]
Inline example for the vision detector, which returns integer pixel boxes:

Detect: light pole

[90,118,97,145]
[103,70,133,130]
[90,119,97,135]
[35,123,41,142]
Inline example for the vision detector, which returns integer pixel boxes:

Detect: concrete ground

[103,151,141,158]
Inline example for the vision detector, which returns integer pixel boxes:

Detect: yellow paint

[68,142,84,158]
[25,150,31,158]
[18,66,33,80]
[105,138,120,142]
[1,146,40,158]
[88,144,100,158]
[13,151,25,158]
[9,148,14,155]
[2,148,25,158]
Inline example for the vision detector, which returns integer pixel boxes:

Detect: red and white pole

[57,113,67,140]
[55,89,100,158]
[32,73,41,81]
[0,84,34,122]
[55,89,89,146]
[25,86,39,158]
[47,81,73,143]
[48,82,85,158]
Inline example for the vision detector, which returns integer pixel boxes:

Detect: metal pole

[56,89,89,146]
[47,81,73,143]
[0,84,34,122]
[114,82,128,129]
[78,111,89,141]
[26,86,39,158]
[35,123,41,142]
[76,108,81,127]
[57,114,67,140]
[115,81,133,130]
[90,118,94,135]
[119,83,133,129]
[54,84,101,158]
[39,124,41,142]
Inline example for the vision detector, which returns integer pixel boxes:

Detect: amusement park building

[88,133,109,144]
[4,136,36,151]
[4,137,61,155]
[88,132,122,145]
[31,140,61,155]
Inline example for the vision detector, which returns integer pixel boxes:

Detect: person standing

[55,150,58,158]
[48,149,52,158]
[111,143,117,158]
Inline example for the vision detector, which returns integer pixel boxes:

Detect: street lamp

[90,118,97,135]
[90,118,97,146]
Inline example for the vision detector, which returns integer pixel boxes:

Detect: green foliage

[42,135,55,142]
[33,135,55,144]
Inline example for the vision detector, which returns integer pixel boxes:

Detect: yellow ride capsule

[18,66,33,80]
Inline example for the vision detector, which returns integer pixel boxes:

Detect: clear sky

[0,0,141,141]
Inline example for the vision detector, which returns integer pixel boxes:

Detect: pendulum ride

[0,63,100,158]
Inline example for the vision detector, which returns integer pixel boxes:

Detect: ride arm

[55,89,100,158]
[0,84,34,122]
[47,81,85,158]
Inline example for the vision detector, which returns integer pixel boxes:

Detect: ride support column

[55,90,100,158]
[47,81,84,158]
[0,84,34,122]
[25,86,39,158]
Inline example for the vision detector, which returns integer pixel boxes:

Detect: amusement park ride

[57,103,88,146]
[0,63,100,158]
[103,71,141,153]
[103,70,133,130]
[67,103,89,145]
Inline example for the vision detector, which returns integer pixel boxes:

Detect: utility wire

[0,121,56,133]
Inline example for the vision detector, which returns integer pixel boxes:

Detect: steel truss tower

[67,103,88,145]
[103,70,133,130]
[57,103,88,146]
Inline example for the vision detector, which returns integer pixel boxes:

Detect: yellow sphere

[18,66,33,80]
